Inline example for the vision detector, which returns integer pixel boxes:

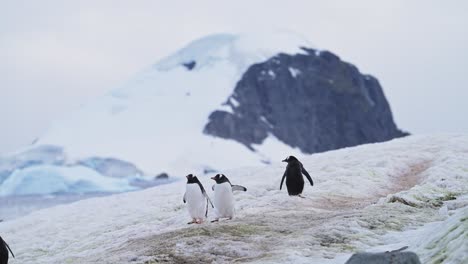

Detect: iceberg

[0,165,136,196]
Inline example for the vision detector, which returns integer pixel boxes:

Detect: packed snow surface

[1,135,467,263]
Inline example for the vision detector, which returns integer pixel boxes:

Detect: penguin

[280,156,313,196]
[183,174,213,224]
[0,236,14,264]
[211,174,247,222]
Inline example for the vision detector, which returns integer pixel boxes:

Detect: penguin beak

[282,159,287,162]
[210,177,215,180]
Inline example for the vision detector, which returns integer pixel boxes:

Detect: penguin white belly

[185,184,207,219]
[214,182,235,218]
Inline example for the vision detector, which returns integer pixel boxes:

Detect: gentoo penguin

[211,174,247,222]
[183,174,213,224]
[0,236,14,264]
[280,156,313,196]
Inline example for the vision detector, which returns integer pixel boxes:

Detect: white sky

[1,0,467,154]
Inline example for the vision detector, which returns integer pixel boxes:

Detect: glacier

[0,165,136,196]
[0,135,467,263]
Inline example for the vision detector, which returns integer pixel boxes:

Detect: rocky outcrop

[204,48,408,153]
[345,247,421,264]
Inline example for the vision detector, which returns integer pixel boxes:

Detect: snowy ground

[1,134,467,263]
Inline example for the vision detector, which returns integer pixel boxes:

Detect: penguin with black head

[211,174,247,222]
[183,174,213,224]
[280,156,313,196]
[0,235,14,264]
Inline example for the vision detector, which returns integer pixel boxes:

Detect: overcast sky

[1,0,467,154]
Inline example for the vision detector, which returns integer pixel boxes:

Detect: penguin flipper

[280,171,287,190]
[204,196,213,217]
[183,193,186,203]
[212,184,215,191]
[204,193,214,208]
[231,185,247,192]
[301,165,313,186]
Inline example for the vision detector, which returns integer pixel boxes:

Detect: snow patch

[229,97,240,108]
[259,116,274,129]
[288,67,301,78]
[267,70,276,78]
[155,31,310,73]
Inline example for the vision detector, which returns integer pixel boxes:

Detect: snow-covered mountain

[0,31,405,197]
[1,135,467,263]
[36,32,315,174]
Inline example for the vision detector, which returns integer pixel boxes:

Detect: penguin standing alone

[0,236,14,264]
[280,156,313,196]
[211,174,247,222]
[183,174,213,224]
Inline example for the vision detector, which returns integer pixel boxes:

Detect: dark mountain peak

[204,49,408,154]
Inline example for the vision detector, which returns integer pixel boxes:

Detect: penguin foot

[227,217,233,220]
[298,194,306,198]
[195,219,203,224]
[211,219,219,223]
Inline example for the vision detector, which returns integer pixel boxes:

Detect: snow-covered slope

[37,32,311,177]
[1,135,467,263]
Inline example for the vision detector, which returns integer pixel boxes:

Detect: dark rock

[204,48,408,153]
[155,172,169,180]
[345,247,421,264]
[182,61,196,70]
